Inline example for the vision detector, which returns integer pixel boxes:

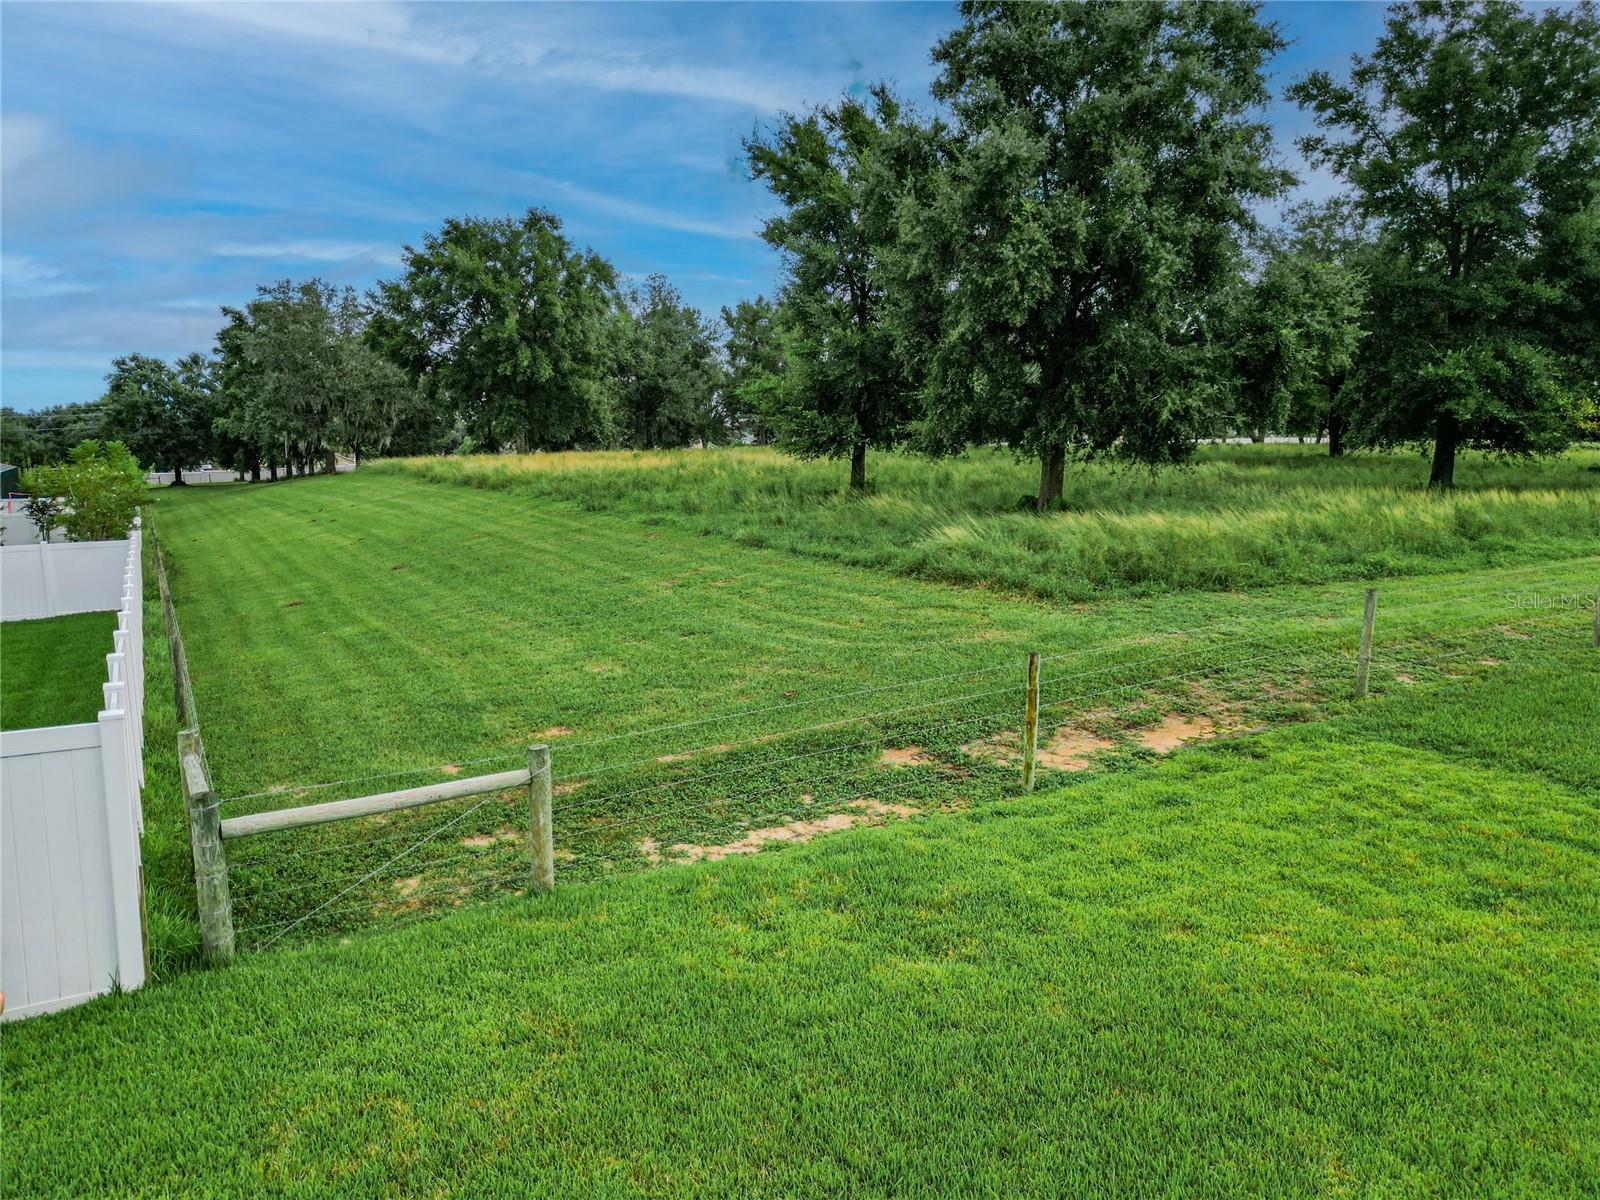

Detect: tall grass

[377,445,1600,600]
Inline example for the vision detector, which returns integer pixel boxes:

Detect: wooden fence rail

[219,768,536,840]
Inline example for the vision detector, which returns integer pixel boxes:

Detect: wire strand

[208,571,1587,807]
[249,763,547,953]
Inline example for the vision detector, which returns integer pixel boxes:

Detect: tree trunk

[324,448,337,475]
[849,441,868,493]
[269,463,278,482]
[1250,430,1265,444]
[251,462,261,483]
[354,446,362,467]
[171,465,186,486]
[1037,444,1065,511]
[1428,411,1459,489]
[1327,411,1346,458]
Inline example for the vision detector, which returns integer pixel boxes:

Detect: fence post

[1355,587,1378,699]
[1021,651,1041,792]
[1592,581,1599,648]
[528,744,555,895]
[98,708,149,991]
[180,729,234,962]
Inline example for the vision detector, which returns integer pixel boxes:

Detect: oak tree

[1290,0,1600,487]
[899,0,1291,507]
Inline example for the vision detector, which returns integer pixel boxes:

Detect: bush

[20,440,147,542]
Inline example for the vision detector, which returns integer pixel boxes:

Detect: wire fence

[209,562,1589,813]
[210,583,1592,954]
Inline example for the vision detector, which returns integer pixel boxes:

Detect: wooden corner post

[1355,588,1378,699]
[528,744,555,895]
[1021,651,1042,792]
[179,728,234,962]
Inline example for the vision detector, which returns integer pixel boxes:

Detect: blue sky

[1,1,1388,412]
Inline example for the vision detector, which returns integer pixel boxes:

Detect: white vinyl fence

[144,469,244,486]
[0,505,47,546]
[0,536,133,619]
[1,525,147,1020]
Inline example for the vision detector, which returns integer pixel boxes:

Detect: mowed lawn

[0,611,115,730]
[139,469,1597,956]
[6,654,1596,1198]
[148,465,1600,802]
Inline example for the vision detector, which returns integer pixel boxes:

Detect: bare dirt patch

[663,798,921,863]
[657,741,736,764]
[554,780,586,796]
[1136,713,1217,753]
[880,745,935,767]
[439,764,461,776]
[1036,728,1116,771]
[460,827,520,850]
[964,725,1112,771]
[537,726,573,739]
[392,876,421,897]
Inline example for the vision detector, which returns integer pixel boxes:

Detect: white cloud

[530,176,759,241]
[0,115,60,175]
[0,254,93,299]
[210,239,401,265]
[1,114,173,229]
[524,52,804,113]
[174,1,471,66]
[169,0,807,112]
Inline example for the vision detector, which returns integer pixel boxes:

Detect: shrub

[20,440,147,542]
[21,492,65,543]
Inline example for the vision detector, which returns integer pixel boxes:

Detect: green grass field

[0,611,115,730]
[7,446,1596,1196]
[6,651,1596,1198]
[132,460,1598,962]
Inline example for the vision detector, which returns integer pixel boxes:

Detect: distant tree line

[6,1,1595,498]
[5,217,770,481]
[743,0,1599,499]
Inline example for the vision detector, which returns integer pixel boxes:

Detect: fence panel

[0,539,131,619]
[0,722,138,1019]
[1,527,147,1020]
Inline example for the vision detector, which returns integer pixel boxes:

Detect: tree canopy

[98,353,217,484]
[1221,209,1368,450]
[897,0,1291,507]
[614,275,726,449]
[369,209,620,453]
[746,89,920,491]
[216,280,418,478]
[16,3,1595,496]
[1289,0,1600,486]
[719,296,786,444]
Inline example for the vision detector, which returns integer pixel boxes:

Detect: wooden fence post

[179,728,234,962]
[1021,651,1041,792]
[528,744,555,895]
[1355,588,1378,699]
